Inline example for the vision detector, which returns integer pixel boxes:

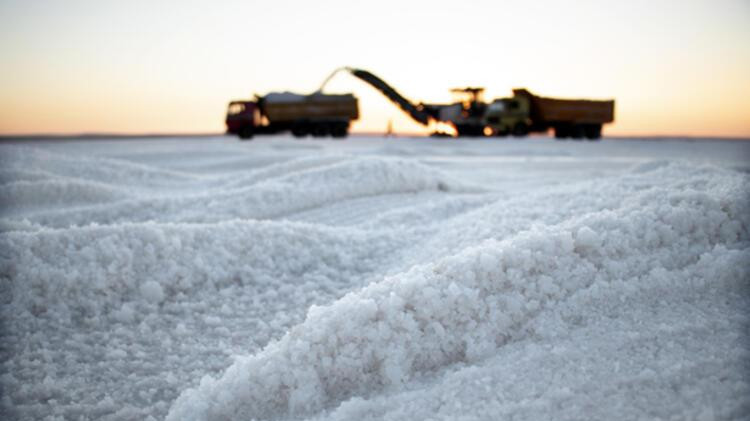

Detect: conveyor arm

[319,67,433,126]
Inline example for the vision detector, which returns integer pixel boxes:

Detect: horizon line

[1,132,749,142]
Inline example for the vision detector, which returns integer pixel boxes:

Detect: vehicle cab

[484,95,531,136]
[225,101,259,138]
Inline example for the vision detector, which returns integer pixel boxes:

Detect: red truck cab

[225,101,259,139]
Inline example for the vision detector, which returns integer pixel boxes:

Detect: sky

[0,0,749,137]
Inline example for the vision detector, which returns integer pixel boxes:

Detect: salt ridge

[166,168,748,420]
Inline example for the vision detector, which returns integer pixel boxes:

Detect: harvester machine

[323,67,614,139]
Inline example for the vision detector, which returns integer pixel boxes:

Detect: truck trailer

[226,92,358,140]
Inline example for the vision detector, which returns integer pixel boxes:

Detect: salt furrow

[0,169,55,185]
[0,178,127,212]
[384,161,747,275]
[0,146,199,188]
[12,156,467,228]
[220,155,350,188]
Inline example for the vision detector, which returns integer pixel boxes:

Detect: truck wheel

[570,125,586,140]
[585,124,602,140]
[455,124,482,137]
[292,124,309,138]
[512,123,529,137]
[312,123,329,138]
[494,128,509,137]
[331,123,348,139]
[554,126,569,139]
[238,126,254,140]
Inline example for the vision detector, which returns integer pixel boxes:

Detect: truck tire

[512,123,529,137]
[238,126,254,140]
[331,123,348,139]
[292,123,309,138]
[585,124,602,140]
[570,125,586,140]
[312,123,329,138]
[494,128,509,137]
[455,124,480,137]
[554,125,570,139]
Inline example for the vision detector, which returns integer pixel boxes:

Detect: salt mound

[166,171,749,420]
[319,244,750,421]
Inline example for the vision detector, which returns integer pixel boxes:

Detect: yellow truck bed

[514,89,614,125]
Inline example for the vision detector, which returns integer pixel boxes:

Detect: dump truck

[226,92,358,140]
[320,67,615,139]
[483,89,615,139]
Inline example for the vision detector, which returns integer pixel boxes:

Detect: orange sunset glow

[1,0,749,138]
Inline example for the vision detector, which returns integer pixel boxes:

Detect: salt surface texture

[0,136,748,421]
